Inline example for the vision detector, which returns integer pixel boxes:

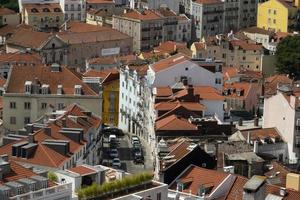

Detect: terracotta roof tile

[151,53,189,72]
[0,24,17,36]
[264,161,291,187]
[155,101,205,112]
[0,52,42,65]
[230,40,262,51]
[23,3,62,14]
[169,165,229,196]
[173,86,225,101]
[223,82,252,99]
[6,28,51,49]
[68,165,96,176]
[62,21,110,33]
[240,127,282,141]
[0,8,16,16]
[120,9,163,21]
[242,26,274,36]
[155,87,173,97]
[265,74,292,96]
[155,115,197,131]
[6,64,97,95]
[156,8,177,17]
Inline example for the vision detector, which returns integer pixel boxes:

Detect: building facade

[3,63,102,131]
[22,3,64,31]
[60,0,86,21]
[257,0,300,33]
[0,8,20,26]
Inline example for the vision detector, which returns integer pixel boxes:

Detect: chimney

[43,127,51,137]
[28,133,35,143]
[25,124,34,134]
[187,85,194,97]
[247,132,251,144]
[253,140,259,153]
[243,176,266,200]
[62,118,66,128]
[286,173,300,192]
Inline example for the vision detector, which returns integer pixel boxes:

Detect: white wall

[263,93,298,163]
[201,100,224,120]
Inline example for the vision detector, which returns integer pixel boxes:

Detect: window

[274,10,276,15]
[24,102,31,110]
[273,19,276,24]
[10,117,16,124]
[58,103,64,110]
[215,78,221,84]
[24,117,30,124]
[10,102,16,109]
[71,4,74,11]
[78,13,81,20]
[41,103,47,109]
[65,4,68,11]
[268,9,271,14]
[78,4,81,11]
[157,193,161,200]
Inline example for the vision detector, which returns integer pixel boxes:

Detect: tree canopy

[276,35,300,80]
[0,0,19,12]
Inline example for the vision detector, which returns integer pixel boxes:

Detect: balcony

[142,28,150,32]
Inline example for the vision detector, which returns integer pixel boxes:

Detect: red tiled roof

[0,24,17,36]
[173,86,225,101]
[154,41,187,54]
[0,8,16,16]
[0,52,42,64]
[230,40,262,51]
[62,21,110,33]
[240,127,282,141]
[155,115,197,131]
[169,165,229,196]
[0,104,101,168]
[223,82,252,99]
[223,67,239,81]
[155,101,205,112]
[155,87,173,97]
[6,27,51,49]
[151,53,189,72]
[6,64,97,95]
[102,69,119,84]
[120,9,162,21]
[68,165,96,176]
[265,74,292,96]
[264,161,291,187]
[23,3,62,14]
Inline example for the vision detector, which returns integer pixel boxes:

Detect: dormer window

[31,8,38,13]
[41,84,49,94]
[25,81,32,94]
[43,8,50,12]
[57,85,63,95]
[74,85,82,95]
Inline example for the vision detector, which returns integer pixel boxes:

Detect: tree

[275,35,300,80]
[47,171,58,182]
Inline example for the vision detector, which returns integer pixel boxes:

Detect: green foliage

[275,35,300,80]
[0,0,19,12]
[47,171,58,182]
[77,172,153,199]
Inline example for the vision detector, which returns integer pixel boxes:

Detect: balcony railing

[9,183,72,200]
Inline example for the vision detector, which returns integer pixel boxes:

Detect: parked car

[112,158,121,168]
[109,134,117,143]
[133,148,144,164]
[109,149,119,158]
[103,127,124,136]
[131,136,140,145]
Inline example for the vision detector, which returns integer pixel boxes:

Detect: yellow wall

[102,80,119,126]
[257,0,290,32]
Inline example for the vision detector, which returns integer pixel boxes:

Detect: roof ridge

[40,144,60,167]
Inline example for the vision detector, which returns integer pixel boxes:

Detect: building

[263,83,300,164]
[84,69,120,126]
[155,138,216,184]
[118,63,148,135]
[18,0,59,12]
[0,24,17,45]
[6,22,133,69]
[86,8,112,26]
[113,9,191,53]
[191,0,224,40]
[257,0,300,33]
[141,0,180,14]
[0,52,42,78]
[0,103,102,170]
[190,34,273,72]
[113,9,164,53]
[0,155,72,200]
[0,8,20,26]
[22,3,64,32]
[229,128,287,162]
[3,63,102,131]
[223,82,261,112]
[60,0,86,21]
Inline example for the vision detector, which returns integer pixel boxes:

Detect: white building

[60,0,86,21]
[147,54,223,90]
[263,84,300,164]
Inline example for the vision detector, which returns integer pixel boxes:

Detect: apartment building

[18,0,59,12]
[60,0,86,21]
[22,3,64,31]
[118,63,148,136]
[257,0,300,33]
[113,10,164,52]
[0,103,102,170]
[84,69,120,126]
[0,155,72,200]
[0,52,42,79]
[191,34,271,72]
[0,8,20,26]
[3,63,102,131]
[191,0,224,40]
[263,83,300,164]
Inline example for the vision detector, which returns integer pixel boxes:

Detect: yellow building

[84,69,119,126]
[257,0,299,33]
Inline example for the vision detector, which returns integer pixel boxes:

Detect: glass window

[24,102,31,110]
[10,102,16,109]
